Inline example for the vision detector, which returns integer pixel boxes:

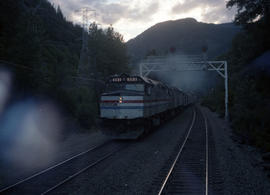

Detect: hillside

[126,18,240,60]
[0,0,129,128]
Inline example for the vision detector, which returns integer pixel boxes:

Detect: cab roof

[108,73,183,92]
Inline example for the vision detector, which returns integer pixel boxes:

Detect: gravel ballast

[53,107,194,194]
[2,105,270,195]
[202,106,270,195]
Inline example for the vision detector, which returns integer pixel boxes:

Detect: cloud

[92,1,160,24]
[50,0,159,25]
[171,0,234,23]
[201,5,236,23]
[172,0,200,14]
[94,3,130,24]
[172,0,221,13]
[128,1,160,21]
[48,0,236,41]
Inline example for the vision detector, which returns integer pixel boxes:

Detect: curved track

[157,107,212,195]
[0,140,126,194]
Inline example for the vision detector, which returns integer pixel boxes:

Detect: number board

[110,77,139,83]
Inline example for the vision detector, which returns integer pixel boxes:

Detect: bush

[61,86,98,129]
[204,74,270,151]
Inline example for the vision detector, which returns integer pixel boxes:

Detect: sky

[48,0,236,42]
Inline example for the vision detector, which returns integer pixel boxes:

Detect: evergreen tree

[227,0,270,25]
[0,0,130,129]
[204,0,270,150]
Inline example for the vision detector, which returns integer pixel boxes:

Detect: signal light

[119,97,123,103]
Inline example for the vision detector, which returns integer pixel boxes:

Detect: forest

[203,0,270,151]
[0,0,130,128]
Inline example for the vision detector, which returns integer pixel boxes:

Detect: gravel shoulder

[201,106,270,195]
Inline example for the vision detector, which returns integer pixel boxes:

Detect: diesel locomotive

[99,73,194,139]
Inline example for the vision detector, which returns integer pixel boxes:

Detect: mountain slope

[126,18,240,60]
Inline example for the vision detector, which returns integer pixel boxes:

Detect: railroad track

[151,107,223,195]
[0,140,126,194]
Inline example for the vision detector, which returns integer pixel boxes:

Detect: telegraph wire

[0,59,105,85]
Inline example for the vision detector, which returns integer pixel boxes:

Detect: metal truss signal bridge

[139,54,229,120]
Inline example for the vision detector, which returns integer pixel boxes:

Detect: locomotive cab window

[125,84,144,91]
[106,83,144,92]
[168,90,172,96]
[146,86,152,96]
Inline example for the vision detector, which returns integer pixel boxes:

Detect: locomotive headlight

[119,97,123,104]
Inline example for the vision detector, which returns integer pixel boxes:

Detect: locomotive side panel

[143,85,170,118]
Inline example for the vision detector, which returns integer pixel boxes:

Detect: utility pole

[75,8,96,79]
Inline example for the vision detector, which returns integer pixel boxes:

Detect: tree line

[203,0,270,150]
[0,0,130,128]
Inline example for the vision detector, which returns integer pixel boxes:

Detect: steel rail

[202,111,209,195]
[158,109,196,195]
[0,141,110,193]
[41,147,123,195]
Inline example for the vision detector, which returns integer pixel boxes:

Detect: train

[99,73,195,139]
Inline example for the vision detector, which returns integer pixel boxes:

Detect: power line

[0,59,105,85]
[0,60,36,71]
